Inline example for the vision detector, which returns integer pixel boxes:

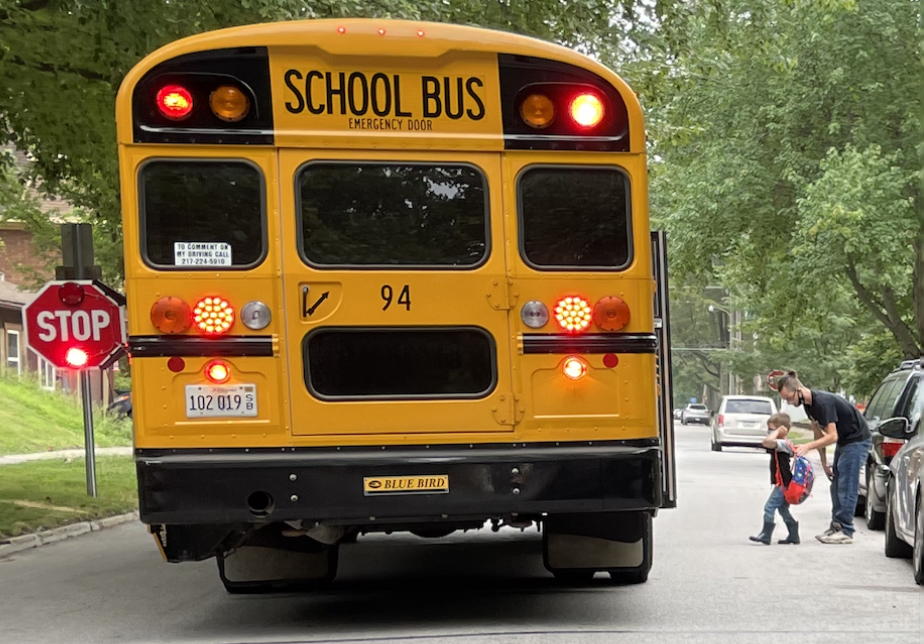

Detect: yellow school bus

[116,18,676,591]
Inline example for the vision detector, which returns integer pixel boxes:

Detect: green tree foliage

[650,0,922,395]
[0,0,654,284]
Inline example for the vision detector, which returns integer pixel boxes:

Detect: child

[749,412,800,545]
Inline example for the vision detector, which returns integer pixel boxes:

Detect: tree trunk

[845,259,922,358]
[915,236,924,354]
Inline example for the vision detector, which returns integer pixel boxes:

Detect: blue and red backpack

[775,440,815,505]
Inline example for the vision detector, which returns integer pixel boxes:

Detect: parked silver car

[711,395,778,452]
[881,381,924,585]
[680,403,710,426]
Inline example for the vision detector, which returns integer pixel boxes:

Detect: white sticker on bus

[174,242,232,267]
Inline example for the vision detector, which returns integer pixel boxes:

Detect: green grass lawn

[0,457,137,539]
[0,376,132,456]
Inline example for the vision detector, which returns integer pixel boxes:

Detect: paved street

[1,427,921,644]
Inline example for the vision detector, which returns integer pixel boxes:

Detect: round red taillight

[193,297,234,335]
[554,296,593,333]
[562,356,588,380]
[204,360,231,384]
[66,347,89,369]
[156,84,194,120]
[570,93,605,128]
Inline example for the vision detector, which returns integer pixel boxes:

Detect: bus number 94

[381,284,411,311]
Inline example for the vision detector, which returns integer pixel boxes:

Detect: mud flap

[543,511,652,584]
[217,524,339,593]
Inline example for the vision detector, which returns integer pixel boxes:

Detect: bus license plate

[185,384,257,418]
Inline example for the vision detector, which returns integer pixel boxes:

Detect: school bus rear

[117,19,675,590]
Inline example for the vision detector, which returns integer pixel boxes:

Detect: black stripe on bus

[521,333,657,355]
[129,335,274,358]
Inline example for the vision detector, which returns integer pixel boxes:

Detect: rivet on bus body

[513,488,521,495]
[290,495,299,502]
[511,468,520,475]
[290,474,297,481]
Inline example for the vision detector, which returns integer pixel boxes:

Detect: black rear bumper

[136,440,662,525]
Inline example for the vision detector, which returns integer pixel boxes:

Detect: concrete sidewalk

[0,447,132,466]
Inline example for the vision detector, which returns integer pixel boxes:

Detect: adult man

[775,371,871,544]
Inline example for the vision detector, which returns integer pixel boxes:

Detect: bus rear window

[297,163,488,267]
[140,161,265,269]
[305,328,495,399]
[519,167,631,269]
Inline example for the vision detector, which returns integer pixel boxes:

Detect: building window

[6,329,21,375]
[39,358,56,390]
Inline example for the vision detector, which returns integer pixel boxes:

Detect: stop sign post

[24,281,126,497]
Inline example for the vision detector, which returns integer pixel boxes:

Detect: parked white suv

[711,395,778,452]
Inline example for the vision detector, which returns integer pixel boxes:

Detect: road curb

[0,511,139,559]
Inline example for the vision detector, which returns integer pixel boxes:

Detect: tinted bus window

[519,167,631,269]
[140,161,265,268]
[305,328,495,399]
[298,163,488,267]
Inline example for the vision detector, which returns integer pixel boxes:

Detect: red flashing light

[156,84,193,120]
[205,360,231,384]
[337,26,347,34]
[377,27,386,36]
[554,296,592,333]
[57,282,85,306]
[66,347,89,369]
[193,296,234,335]
[417,29,426,37]
[570,93,605,128]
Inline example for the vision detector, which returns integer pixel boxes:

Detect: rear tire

[711,433,722,452]
[885,479,913,559]
[864,468,885,530]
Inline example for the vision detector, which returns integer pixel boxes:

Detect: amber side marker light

[151,297,192,334]
[593,296,631,332]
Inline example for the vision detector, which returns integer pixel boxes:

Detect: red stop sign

[24,281,126,369]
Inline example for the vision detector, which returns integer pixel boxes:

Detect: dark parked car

[879,389,924,585]
[856,360,921,530]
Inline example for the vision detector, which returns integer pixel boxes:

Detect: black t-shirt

[804,389,871,445]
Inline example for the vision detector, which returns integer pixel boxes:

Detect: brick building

[0,147,113,403]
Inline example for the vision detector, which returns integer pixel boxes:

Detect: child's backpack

[775,441,815,505]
